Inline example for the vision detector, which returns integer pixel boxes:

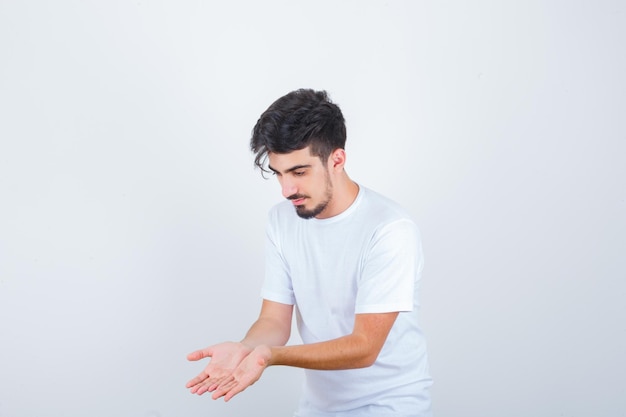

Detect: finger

[204,375,230,395]
[211,377,236,400]
[190,380,213,395]
[188,382,204,394]
[189,379,214,395]
[195,382,213,395]
[224,381,248,402]
[192,373,230,395]
[186,347,213,361]
[186,370,209,388]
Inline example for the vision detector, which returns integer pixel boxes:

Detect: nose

[280,177,297,199]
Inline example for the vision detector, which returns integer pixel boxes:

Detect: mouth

[288,193,308,206]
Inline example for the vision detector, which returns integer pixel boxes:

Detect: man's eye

[294,171,305,176]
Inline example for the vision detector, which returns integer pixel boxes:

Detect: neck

[316,172,359,219]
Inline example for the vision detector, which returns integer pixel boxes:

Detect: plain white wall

[1,1,624,416]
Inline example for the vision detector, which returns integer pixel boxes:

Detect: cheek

[311,178,328,197]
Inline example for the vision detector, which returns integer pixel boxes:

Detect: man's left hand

[211,344,272,402]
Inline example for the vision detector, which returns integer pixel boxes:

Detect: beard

[290,175,333,219]
[295,198,330,219]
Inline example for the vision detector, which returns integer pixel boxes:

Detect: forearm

[268,333,377,370]
[265,311,398,370]
[241,316,291,348]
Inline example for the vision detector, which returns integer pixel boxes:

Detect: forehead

[268,147,321,170]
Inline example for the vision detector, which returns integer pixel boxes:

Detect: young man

[186,89,433,416]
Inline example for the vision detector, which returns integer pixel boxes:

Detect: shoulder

[357,187,422,247]
[358,186,416,227]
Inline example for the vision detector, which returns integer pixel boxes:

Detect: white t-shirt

[262,186,433,417]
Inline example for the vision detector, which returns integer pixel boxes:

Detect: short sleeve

[355,219,423,314]
[260,212,296,305]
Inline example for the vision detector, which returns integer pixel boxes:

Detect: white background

[1,1,624,416]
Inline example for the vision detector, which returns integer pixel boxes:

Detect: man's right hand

[185,342,253,395]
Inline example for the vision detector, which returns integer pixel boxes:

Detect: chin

[295,201,328,219]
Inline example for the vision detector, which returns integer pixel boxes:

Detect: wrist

[253,344,273,366]
[239,338,257,351]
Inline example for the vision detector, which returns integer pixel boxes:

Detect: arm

[270,311,398,369]
[213,311,398,401]
[185,300,293,395]
[241,299,293,348]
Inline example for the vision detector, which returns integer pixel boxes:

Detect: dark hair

[250,89,346,174]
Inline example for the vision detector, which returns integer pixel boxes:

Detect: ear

[328,148,346,171]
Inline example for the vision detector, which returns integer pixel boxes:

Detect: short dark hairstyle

[250,89,347,174]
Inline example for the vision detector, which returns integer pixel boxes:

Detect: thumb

[187,347,213,361]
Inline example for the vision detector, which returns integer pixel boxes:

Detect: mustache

[287,193,309,200]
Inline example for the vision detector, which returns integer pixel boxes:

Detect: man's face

[267,147,333,219]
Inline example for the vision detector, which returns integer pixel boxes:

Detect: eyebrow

[267,164,312,174]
